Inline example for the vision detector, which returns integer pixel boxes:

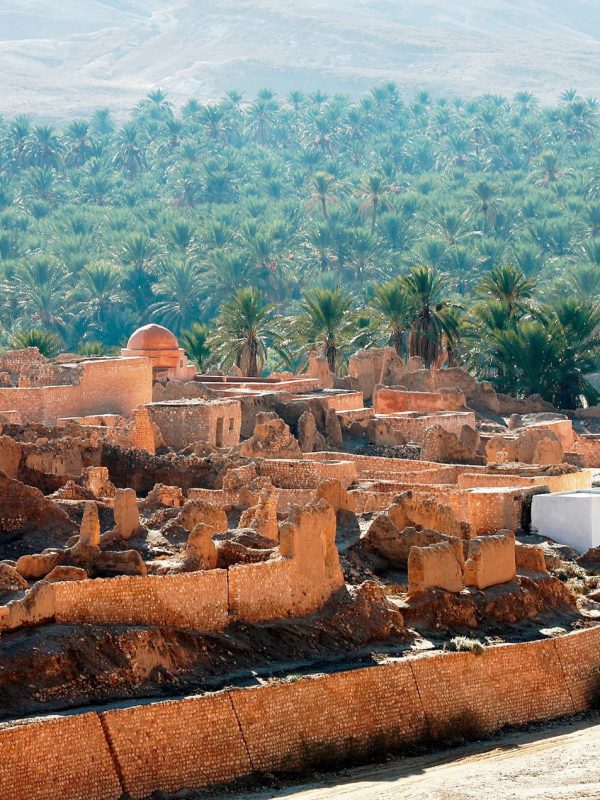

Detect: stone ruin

[0,329,598,799]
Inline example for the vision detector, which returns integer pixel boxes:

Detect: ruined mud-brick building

[1,331,600,799]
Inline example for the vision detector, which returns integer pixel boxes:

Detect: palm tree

[113,123,146,178]
[118,235,157,315]
[25,126,63,168]
[77,262,124,338]
[550,298,600,408]
[181,323,212,371]
[8,327,61,357]
[476,264,537,319]
[290,287,354,372]
[305,172,339,219]
[401,266,460,367]
[12,256,69,336]
[359,173,390,230]
[210,288,282,376]
[65,121,92,167]
[201,250,261,316]
[371,279,412,355]
[149,258,203,334]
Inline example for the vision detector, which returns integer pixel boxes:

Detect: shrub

[428,709,486,747]
[445,636,485,655]
[566,577,589,596]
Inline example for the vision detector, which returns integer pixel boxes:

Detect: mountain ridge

[1,0,599,121]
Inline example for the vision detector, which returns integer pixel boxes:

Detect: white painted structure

[531,490,600,553]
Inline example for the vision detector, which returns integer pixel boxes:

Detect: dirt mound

[402,575,577,631]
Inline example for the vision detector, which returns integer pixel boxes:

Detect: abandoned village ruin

[2,322,600,799]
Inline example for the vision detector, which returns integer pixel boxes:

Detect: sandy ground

[225,717,600,800]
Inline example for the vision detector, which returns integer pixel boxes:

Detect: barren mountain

[1,0,599,120]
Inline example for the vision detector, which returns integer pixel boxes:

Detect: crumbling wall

[374,388,447,414]
[100,444,220,493]
[229,501,344,621]
[146,398,241,450]
[53,571,229,630]
[464,531,516,590]
[0,358,152,425]
[255,458,357,489]
[408,541,464,593]
[369,411,476,445]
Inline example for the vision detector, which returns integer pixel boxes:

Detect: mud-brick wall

[228,558,295,622]
[0,712,121,800]
[3,626,600,800]
[554,624,600,709]
[573,436,600,468]
[256,458,357,489]
[230,660,427,772]
[0,357,152,424]
[411,637,574,735]
[53,570,229,630]
[101,693,251,798]
[309,450,451,475]
[147,398,241,450]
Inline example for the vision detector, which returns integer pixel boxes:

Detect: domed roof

[126,324,179,351]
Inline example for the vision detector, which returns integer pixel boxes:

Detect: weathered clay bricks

[53,570,229,630]
[411,637,575,735]
[230,660,427,772]
[100,693,251,798]
[0,712,121,800]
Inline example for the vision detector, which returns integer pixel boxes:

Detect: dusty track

[225,717,600,800]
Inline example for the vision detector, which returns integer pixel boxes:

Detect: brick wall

[374,388,446,414]
[372,411,477,444]
[458,470,592,493]
[0,357,152,424]
[6,502,341,633]
[256,458,358,489]
[0,712,121,800]
[53,570,229,630]
[3,626,600,800]
[188,486,315,513]
[573,435,600,468]
[309,451,457,475]
[228,558,295,621]
[100,693,251,798]
[230,660,427,772]
[147,398,241,450]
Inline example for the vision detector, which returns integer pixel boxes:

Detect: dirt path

[225,717,600,799]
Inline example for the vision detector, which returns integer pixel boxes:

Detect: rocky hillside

[1,0,599,119]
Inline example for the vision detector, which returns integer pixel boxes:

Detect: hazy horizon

[0,0,599,121]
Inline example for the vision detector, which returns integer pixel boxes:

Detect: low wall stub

[100,693,251,799]
[0,712,121,800]
[230,660,427,772]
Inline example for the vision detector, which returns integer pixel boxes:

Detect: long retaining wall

[3,625,600,800]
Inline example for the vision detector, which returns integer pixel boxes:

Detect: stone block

[408,541,464,594]
[464,531,516,590]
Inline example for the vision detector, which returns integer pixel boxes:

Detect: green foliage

[180,323,212,372]
[209,287,283,376]
[0,86,598,403]
[444,636,485,655]
[8,327,61,357]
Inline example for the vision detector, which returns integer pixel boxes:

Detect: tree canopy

[0,85,599,406]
